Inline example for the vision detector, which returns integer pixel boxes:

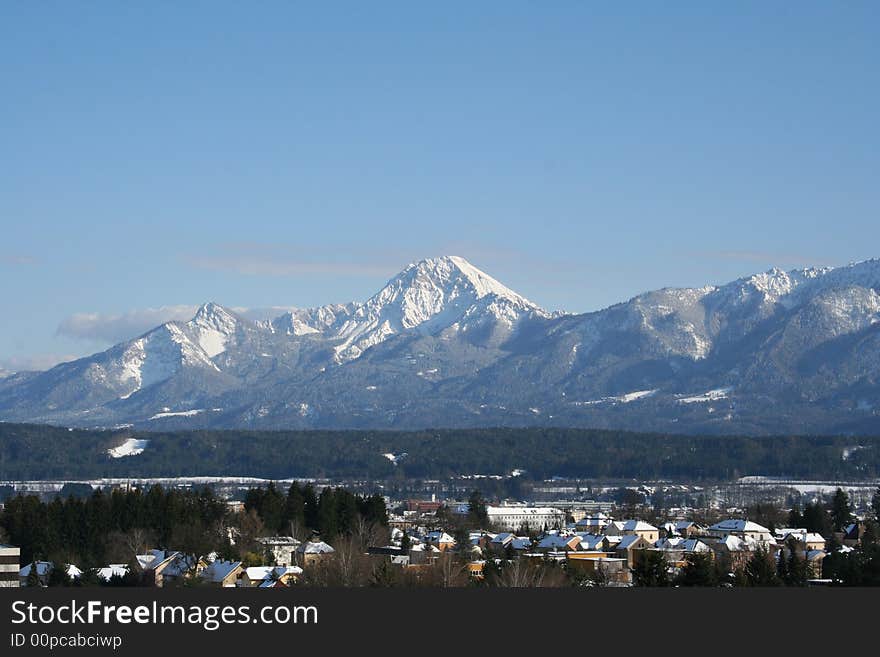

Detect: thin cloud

[0,254,37,265]
[182,243,398,278]
[692,250,832,268]
[57,305,199,344]
[0,354,78,374]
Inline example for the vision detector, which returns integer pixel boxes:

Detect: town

[2,478,879,588]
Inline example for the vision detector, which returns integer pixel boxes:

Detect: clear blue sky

[1,2,878,370]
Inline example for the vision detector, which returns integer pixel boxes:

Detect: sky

[1,2,879,371]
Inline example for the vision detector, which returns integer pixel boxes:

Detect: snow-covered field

[573,389,658,406]
[107,438,150,458]
[148,409,204,420]
[677,387,733,404]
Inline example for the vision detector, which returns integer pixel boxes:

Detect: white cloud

[56,305,199,343]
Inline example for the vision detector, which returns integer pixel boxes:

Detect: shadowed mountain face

[3,255,880,435]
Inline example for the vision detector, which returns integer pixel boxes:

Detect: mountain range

[2,255,880,435]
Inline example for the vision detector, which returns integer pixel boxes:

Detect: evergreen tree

[802,502,832,536]
[830,488,854,533]
[26,560,41,587]
[744,547,781,586]
[47,564,72,587]
[467,490,489,527]
[453,527,471,554]
[284,482,306,533]
[399,531,410,552]
[302,484,319,530]
[632,551,669,587]
[317,488,338,540]
[675,552,716,587]
[785,549,808,586]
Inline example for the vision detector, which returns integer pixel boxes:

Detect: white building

[0,545,19,588]
[257,536,301,566]
[707,519,775,545]
[486,506,566,531]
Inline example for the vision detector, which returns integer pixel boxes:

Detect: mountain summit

[2,256,880,436]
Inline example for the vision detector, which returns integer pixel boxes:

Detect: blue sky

[1,2,878,370]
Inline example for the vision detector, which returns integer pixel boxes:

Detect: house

[707,519,775,546]
[296,539,335,567]
[408,543,440,565]
[575,514,611,534]
[663,521,701,538]
[841,522,866,547]
[19,561,52,587]
[200,560,243,587]
[239,565,302,588]
[708,534,761,572]
[424,531,456,551]
[0,545,20,588]
[782,530,826,552]
[135,551,207,587]
[620,520,660,543]
[257,536,301,566]
[19,561,82,587]
[576,534,610,552]
[614,534,650,567]
[96,565,129,582]
[536,534,582,553]
[566,554,631,586]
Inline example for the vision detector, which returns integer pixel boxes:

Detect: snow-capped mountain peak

[187,302,240,358]
[330,256,547,360]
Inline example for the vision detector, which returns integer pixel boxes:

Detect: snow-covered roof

[245,565,302,582]
[680,539,711,553]
[97,565,129,581]
[537,534,579,550]
[621,519,658,532]
[20,561,52,578]
[297,540,335,554]
[410,543,440,552]
[577,534,608,550]
[709,519,770,534]
[617,535,644,550]
[201,560,241,583]
[490,532,515,544]
[257,536,301,547]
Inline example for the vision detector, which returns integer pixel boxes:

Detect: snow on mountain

[329,255,548,361]
[270,303,357,337]
[4,255,880,435]
[187,302,240,357]
[108,321,220,399]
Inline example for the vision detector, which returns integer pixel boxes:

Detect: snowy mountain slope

[2,256,880,435]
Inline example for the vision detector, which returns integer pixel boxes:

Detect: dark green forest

[1,483,387,569]
[1,422,880,481]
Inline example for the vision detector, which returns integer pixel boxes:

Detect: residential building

[296,539,335,567]
[200,560,243,587]
[620,519,660,542]
[0,545,20,588]
[257,536,301,566]
[239,565,302,588]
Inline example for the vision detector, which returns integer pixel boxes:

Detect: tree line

[0,483,387,574]
[3,422,880,481]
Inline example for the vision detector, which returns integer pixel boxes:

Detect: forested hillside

[1,423,879,481]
